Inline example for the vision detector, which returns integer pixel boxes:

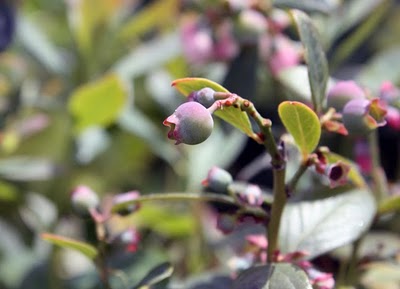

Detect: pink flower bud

[71,185,100,217]
[112,191,140,216]
[386,106,400,131]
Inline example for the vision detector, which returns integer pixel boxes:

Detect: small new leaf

[278,101,321,158]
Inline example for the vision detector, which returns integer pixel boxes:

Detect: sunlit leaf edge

[41,233,98,260]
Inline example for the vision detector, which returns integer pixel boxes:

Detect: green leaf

[172,78,255,138]
[378,195,400,215]
[278,101,321,158]
[361,262,400,289]
[0,181,18,202]
[17,16,67,74]
[290,10,329,113]
[279,189,376,259]
[273,0,337,14]
[118,0,178,42]
[133,262,174,289]
[130,203,196,238]
[233,263,312,289]
[357,45,400,92]
[330,0,390,70]
[41,233,98,260]
[69,74,127,131]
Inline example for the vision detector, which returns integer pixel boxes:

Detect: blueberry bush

[1,1,400,289]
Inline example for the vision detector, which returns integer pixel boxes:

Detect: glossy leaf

[172,78,255,138]
[41,233,98,260]
[378,195,400,215]
[291,9,329,113]
[69,74,127,131]
[279,189,376,259]
[132,262,173,289]
[278,101,321,158]
[233,263,312,289]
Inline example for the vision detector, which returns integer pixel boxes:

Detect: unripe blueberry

[327,81,365,112]
[188,87,216,108]
[71,185,100,217]
[342,98,387,135]
[112,191,140,216]
[202,166,233,194]
[163,102,214,145]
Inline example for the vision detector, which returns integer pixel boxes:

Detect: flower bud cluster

[70,185,142,253]
[179,3,302,75]
[201,166,268,234]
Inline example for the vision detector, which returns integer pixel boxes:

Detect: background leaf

[279,189,376,259]
[41,233,98,260]
[118,0,178,42]
[273,0,337,14]
[278,101,321,158]
[290,9,329,113]
[232,263,312,289]
[172,77,255,138]
[68,74,127,131]
[357,45,400,91]
[378,195,400,215]
[132,262,173,289]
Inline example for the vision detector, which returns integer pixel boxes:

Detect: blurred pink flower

[268,35,302,76]
[181,19,213,64]
[386,106,400,131]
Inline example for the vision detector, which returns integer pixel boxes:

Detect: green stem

[368,131,386,201]
[111,192,238,213]
[345,237,363,285]
[286,161,309,194]
[239,99,287,262]
[267,168,286,262]
[95,222,112,289]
